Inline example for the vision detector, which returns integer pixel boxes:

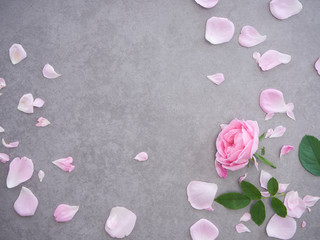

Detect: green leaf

[261,147,265,155]
[255,153,276,168]
[299,135,320,176]
[259,132,266,141]
[267,177,279,196]
[271,197,287,218]
[215,193,251,210]
[240,181,262,200]
[251,200,266,226]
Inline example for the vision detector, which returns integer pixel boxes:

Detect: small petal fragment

[238,173,248,183]
[278,183,290,193]
[0,153,9,163]
[36,117,50,127]
[205,17,235,45]
[7,157,34,188]
[0,126,5,132]
[254,50,291,71]
[195,0,218,9]
[238,26,266,47]
[266,214,297,240]
[187,181,218,211]
[303,195,320,208]
[236,223,251,233]
[280,145,294,158]
[42,64,61,79]
[38,170,45,182]
[14,187,38,216]
[134,152,148,161]
[267,126,286,138]
[2,138,19,148]
[315,58,320,75]
[105,207,137,238]
[207,73,225,85]
[0,78,6,90]
[215,160,228,178]
[240,212,251,222]
[9,44,27,64]
[253,156,259,171]
[270,0,303,20]
[284,191,306,218]
[18,93,34,113]
[190,219,219,240]
[52,157,75,172]
[261,191,271,197]
[54,204,79,222]
[301,221,306,228]
[33,98,45,108]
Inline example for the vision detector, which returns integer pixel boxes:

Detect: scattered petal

[265,128,273,138]
[240,212,251,222]
[105,207,137,238]
[252,156,259,171]
[2,138,19,148]
[7,157,34,188]
[18,93,34,113]
[14,187,38,216]
[33,98,45,108]
[266,214,297,240]
[42,64,61,79]
[236,223,251,233]
[260,170,273,189]
[190,219,219,240]
[280,145,294,158]
[270,0,303,20]
[134,152,148,162]
[238,173,248,183]
[301,221,306,228]
[215,160,228,178]
[207,73,225,85]
[52,157,75,172]
[253,52,261,62]
[254,50,291,71]
[238,25,266,47]
[36,117,50,127]
[261,191,271,197]
[303,195,320,208]
[195,0,218,8]
[54,204,79,222]
[38,170,45,182]
[278,183,290,193]
[284,191,306,218]
[9,44,27,64]
[307,207,311,213]
[187,181,218,211]
[315,58,320,75]
[0,126,4,132]
[205,17,235,45]
[0,153,9,163]
[269,126,286,138]
[0,78,6,90]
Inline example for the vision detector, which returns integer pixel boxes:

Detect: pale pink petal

[286,102,295,120]
[2,138,19,148]
[265,128,273,138]
[280,145,294,158]
[52,157,75,172]
[18,93,34,113]
[303,195,320,208]
[7,157,34,188]
[187,181,218,211]
[261,191,271,197]
[284,191,306,218]
[215,160,228,178]
[42,64,61,79]
[36,117,50,127]
[9,44,27,64]
[0,126,4,132]
[190,219,219,240]
[253,156,259,171]
[207,73,224,85]
[278,183,290,193]
[236,223,251,233]
[307,207,311,213]
[260,170,272,189]
[240,212,251,222]
[0,78,6,90]
[54,204,79,222]
[301,221,306,228]
[253,52,261,62]
[238,173,248,183]
[195,0,218,8]
[14,187,38,216]
[134,152,148,161]
[33,98,44,108]
[105,207,137,238]
[205,17,235,45]
[220,124,227,129]
[270,0,303,20]
[238,25,266,47]
[38,170,45,182]
[270,126,286,138]
[254,50,291,71]
[265,112,275,120]
[0,153,9,163]
[315,58,320,75]
[266,214,297,240]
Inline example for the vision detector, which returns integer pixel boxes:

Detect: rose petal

[315,58,320,75]
[0,153,9,163]
[269,126,286,138]
[105,207,137,238]
[278,183,290,193]
[190,219,219,240]
[52,157,75,172]
[18,93,34,113]
[270,0,303,20]
[260,170,273,189]
[36,117,50,127]
[280,145,294,158]
[266,214,297,240]
[265,128,273,138]
[9,44,27,64]
[0,126,4,132]
[235,223,251,233]
[2,138,19,148]
[187,181,217,211]
[42,64,61,79]
[54,204,79,222]
[194,0,218,8]
[38,170,45,182]
[215,160,228,178]
[303,195,320,208]
[207,73,225,85]
[301,220,306,228]
[254,50,291,71]
[0,78,6,90]
[253,156,259,171]
[238,173,248,183]
[284,191,306,218]
[205,17,235,45]
[14,186,38,216]
[134,152,148,161]
[7,157,34,188]
[33,98,44,108]
[238,25,266,47]
[307,207,311,213]
[261,191,271,197]
[240,212,251,222]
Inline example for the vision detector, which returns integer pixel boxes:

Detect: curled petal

[315,58,320,75]
[303,195,320,208]
[43,64,61,79]
[38,170,45,182]
[284,191,306,218]
[240,212,251,222]
[54,204,79,222]
[134,152,148,161]
[36,117,50,127]
[215,160,228,178]
[190,219,219,240]
[205,17,235,45]
[252,156,259,171]
[254,50,291,71]
[235,223,251,233]
[14,187,38,216]
[0,78,6,90]
[18,93,34,113]
[207,73,224,85]
[238,26,266,47]
[9,44,27,64]
[269,126,286,138]
[270,0,303,20]
[2,138,19,148]
[266,214,296,240]
[195,0,218,9]
[280,145,294,158]
[261,191,270,197]
[33,98,44,108]
[105,207,137,238]
[7,157,34,188]
[307,207,311,213]
[301,221,306,228]
[238,173,248,183]
[52,157,75,172]
[187,181,218,211]
[0,153,9,163]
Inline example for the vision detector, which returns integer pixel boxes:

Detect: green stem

[261,192,285,200]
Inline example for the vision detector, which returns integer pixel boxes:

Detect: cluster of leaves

[299,135,320,176]
[215,178,287,226]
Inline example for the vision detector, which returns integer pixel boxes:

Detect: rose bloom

[215,119,259,178]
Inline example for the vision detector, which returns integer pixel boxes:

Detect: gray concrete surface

[0,0,319,239]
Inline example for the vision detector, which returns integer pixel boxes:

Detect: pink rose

[215,119,259,178]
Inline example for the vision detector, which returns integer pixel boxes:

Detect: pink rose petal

[14,186,38,216]
[18,93,34,113]
[303,195,320,208]
[187,181,218,211]
[252,156,259,171]
[33,98,45,108]
[240,212,251,222]
[105,207,137,238]
[261,191,270,197]
[284,191,306,218]
[205,17,235,45]
[54,204,79,222]
[265,128,273,138]
[254,50,291,71]
[207,73,225,85]
[190,219,219,240]
[215,160,228,178]
[36,117,50,127]
[0,153,9,163]
[266,214,297,240]
[38,170,45,182]
[43,64,61,79]
[0,126,4,132]
[7,157,34,188]
[280,145,294,158]
[270,0,303,20]
[2,138,19,148]
[238,25,266,47]
[194,0,218,8]
[0,78,6,90]
[238,173,248,183]
[52,157,75,172]
[315,58,320,75]
[260,170,289,193]
[301,220,306,228]
[267,126,286,138]
[235,223,251,233]
[307,207,311,213]
[9,43,27,64]
[278,183,290,193]
[134,152,148,161]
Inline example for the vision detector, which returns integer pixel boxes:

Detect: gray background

[0,0,319,239]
